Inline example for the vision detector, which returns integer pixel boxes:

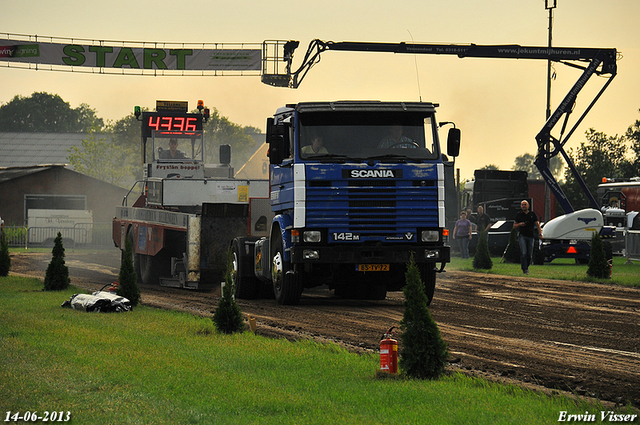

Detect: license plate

[356,264,390,272]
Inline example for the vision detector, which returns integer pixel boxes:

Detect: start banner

[0,38,261,72]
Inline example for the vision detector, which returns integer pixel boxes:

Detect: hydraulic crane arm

[267,39,618,213]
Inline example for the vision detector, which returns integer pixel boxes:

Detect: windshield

[298,112,439,161]
[151,131,204,163]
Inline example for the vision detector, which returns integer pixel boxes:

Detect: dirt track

[10,248,640,407]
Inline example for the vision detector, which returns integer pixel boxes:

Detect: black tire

[231,239,261,299]
[140,248,170,286]
[603,241,613,262]
[533,241,545,265]
[419,263,436,306]
[271,235,302,305]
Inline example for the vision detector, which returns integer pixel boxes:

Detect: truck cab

[260,101,460,304]
[146,130,206,179]
[113,100,270,290]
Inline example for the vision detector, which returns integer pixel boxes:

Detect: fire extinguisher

[380,326,398,374]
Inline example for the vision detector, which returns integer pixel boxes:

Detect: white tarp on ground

[61,291,131,312]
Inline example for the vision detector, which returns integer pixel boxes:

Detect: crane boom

[267,39,618,213]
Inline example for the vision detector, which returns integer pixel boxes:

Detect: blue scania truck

[232,100,460,305]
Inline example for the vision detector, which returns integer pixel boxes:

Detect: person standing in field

[476,205,491,233]
[513,200,543,274]
[453,211,473,259]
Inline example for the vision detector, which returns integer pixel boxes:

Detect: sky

[2,0,639,180]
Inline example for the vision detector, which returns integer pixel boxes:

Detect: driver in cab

[378,125,417,149]
[301,132,329,155]
[160,138,187,160]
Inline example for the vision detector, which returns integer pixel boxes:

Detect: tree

[116,236,141,307]
[108,112,142,148]
[106,111,148,184]
[587,232,611,279]
[213,250,245,334]
[244,125,262,135]
[203,108,257,170]
[399,255,448,380]
[0,228,10,277]
[473,230,493,270]
[622,111,640,176]
[67,125,136,187]
[75,103,105,131]
[43,232,70,291]
[479,164,500,171]
[512,152,563,181]
[511,112,640,211]
[562,129,629,209]
[0,92,103,132]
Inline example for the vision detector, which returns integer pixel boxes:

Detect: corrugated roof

[0,164,62,183]
[0,132,110,168]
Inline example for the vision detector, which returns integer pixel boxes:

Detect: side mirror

[220,144,231,165]
[267,118,285,165]
[447,128,461,157]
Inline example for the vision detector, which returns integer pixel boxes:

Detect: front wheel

[231,239,260,299]
[271,236,302,305]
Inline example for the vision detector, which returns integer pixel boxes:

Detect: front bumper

[289,244,450,264]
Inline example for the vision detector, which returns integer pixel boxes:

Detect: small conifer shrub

[587,232,611,279]
[213,250,245,334]
[43,232,70,291]
[0,228,10,277]
[399,255,448,380]
[116,236,141,307]
[473,231,493,270]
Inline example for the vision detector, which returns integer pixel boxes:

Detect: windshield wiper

[306,153,364,162]
[367,154,421,163]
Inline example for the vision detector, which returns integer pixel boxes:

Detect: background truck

[597,177,640,254]
[28,209,93,245]
[462,170,529,255]
[463,170,529,220]
[112,100,270,290]
[598,177,640,226]
[461,170,556,255]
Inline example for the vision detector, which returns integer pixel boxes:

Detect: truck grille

[306,179,438,238]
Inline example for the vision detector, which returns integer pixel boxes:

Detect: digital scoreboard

[141,111,203,138]
[138,100,208,138]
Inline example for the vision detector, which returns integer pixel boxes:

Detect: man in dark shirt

[160,138,187,160]
[513,200,543,274]
[476,205,491,233]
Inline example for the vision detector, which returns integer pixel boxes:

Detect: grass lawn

[447,255,639,287]
[1,275,630,425]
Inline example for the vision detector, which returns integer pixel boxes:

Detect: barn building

[0,132,129,246]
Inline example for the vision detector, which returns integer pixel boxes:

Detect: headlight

[303,230,322,243]
[303,250,320,260]
[421,230,440,242]
[425,249,441,259]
